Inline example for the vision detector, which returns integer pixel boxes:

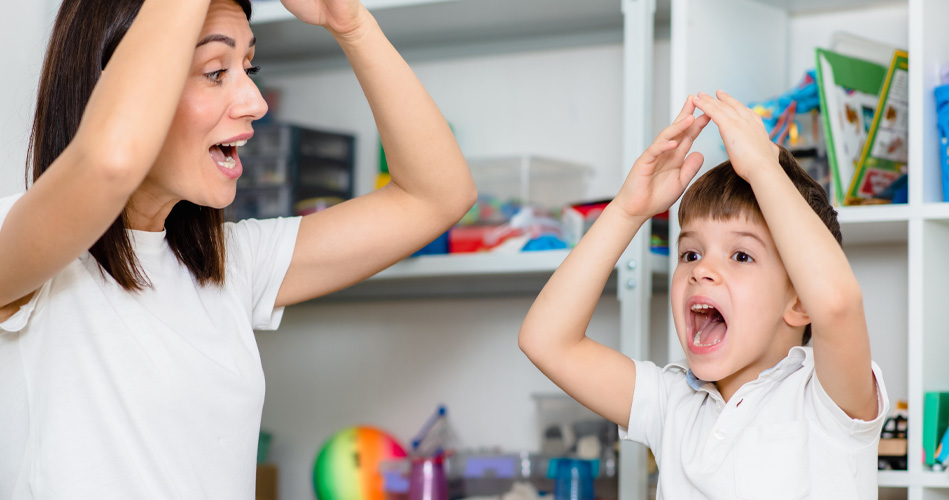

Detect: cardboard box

[257,464,278,500]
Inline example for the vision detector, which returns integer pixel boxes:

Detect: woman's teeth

[219,140,247,147]
[218,157,236,169]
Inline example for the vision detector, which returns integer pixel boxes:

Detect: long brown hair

[678,146,841,346]
[27,0,253,291]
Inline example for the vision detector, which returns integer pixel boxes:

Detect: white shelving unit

[666,0,949,498]
[251,0,947,498]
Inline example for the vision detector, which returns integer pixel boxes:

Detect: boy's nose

[689,259,721,283]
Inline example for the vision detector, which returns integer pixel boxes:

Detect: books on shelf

[816,47,909,206]
[848,50,909,205]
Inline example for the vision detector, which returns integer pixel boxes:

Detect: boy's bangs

[678,162,764,227]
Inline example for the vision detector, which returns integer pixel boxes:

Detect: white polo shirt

[621,346,888,500]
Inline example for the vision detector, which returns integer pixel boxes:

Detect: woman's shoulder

[0,192,26,224]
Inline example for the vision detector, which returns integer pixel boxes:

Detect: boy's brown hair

[677,146,842,345]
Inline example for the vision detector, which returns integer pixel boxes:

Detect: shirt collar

[676,345,810,394]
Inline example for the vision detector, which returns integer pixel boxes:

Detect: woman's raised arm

[274,1,477,306]
[0,0,212,312]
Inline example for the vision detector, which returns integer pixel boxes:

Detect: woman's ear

[784,296,810,328]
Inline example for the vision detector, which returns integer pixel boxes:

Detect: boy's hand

[693,90,780,182]
[280,0,365,36]
[614,96,710,219]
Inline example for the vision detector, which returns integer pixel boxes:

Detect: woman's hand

[614,95,710,219]
[280,0,365,36]
[693,90,780,183]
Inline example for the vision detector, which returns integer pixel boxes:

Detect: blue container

[552,459,595,500]
[934,84,949,201]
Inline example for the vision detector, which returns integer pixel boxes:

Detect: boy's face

[671,215,804,391]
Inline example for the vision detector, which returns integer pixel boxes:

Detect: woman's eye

[732,251,753,263]
[245,65,261,76]
[205,69,227,83]
[679,251,700,263]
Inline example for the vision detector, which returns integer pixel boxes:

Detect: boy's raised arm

[693,91,878,421]
[519,97,708,427]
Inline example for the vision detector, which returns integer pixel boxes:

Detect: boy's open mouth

[689,303,727,347]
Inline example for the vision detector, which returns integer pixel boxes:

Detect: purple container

[408,457,448,500]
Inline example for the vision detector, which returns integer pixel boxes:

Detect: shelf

[321,249,669,300]
[249,0,623,64]
[877,470,949,488]
[922,203,949,220]
[837,205,910,245]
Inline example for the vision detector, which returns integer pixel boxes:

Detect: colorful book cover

[924,392,949,467]
[815,48,888,205]
[846,50,909,205]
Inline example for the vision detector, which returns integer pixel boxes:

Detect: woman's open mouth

[688,302,727,349]
[209,139,246,170]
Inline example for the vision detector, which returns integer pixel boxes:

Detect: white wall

[265,43,625,199]
[0,2,53,196]
[787,3,908,89]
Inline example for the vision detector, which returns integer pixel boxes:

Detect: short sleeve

[620,359,664,450]
[811,360,889,444]
[0,193,42,333]
[225,216,301,331]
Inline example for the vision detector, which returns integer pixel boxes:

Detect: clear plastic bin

[466,156,593,211]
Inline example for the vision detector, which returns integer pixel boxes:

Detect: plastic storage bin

[230,123,355,221]
[466,156,593,211]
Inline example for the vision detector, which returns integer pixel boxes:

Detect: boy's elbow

[819,281,864,322]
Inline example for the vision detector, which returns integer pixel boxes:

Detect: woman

[0,0,476,497]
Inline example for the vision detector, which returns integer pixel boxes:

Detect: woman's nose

[233,74,269,121]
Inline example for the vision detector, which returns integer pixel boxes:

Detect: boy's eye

[679,250,701,263]
[732,251,754,263]
[205,69,227,84]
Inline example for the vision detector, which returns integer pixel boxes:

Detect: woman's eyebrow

[196,34,257,48]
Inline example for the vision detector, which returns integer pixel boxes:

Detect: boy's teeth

[692,330,722,347]
[218,156,236,169]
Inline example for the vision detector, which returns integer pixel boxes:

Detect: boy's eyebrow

[675,230,766,247]
[196,34,257,49]
[731,231,766,247]
[677,230,695,245]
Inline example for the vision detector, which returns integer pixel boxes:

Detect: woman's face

[142,0,267,212]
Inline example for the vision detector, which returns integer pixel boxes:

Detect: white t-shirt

[0,193,301,500]
[621,346,888,500]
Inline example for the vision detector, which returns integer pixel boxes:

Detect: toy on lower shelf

[933,426,949,472]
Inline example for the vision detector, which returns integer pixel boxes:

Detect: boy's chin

[684,357,728,383]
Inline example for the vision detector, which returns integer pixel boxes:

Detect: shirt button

[716,401,724,411]
[713,429,726,440]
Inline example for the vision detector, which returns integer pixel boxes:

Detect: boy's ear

[784,296,810,328]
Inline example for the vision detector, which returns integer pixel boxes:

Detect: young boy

[519,91,888,498]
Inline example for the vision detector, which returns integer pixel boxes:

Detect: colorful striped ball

[313,426,407,500]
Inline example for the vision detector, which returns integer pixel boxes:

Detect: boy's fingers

[672,95,696,124]
[716,89,761,121]
[684,113,711,140]
[645,139,677,159]
[658,114,695,142]
[680,151,704,184]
